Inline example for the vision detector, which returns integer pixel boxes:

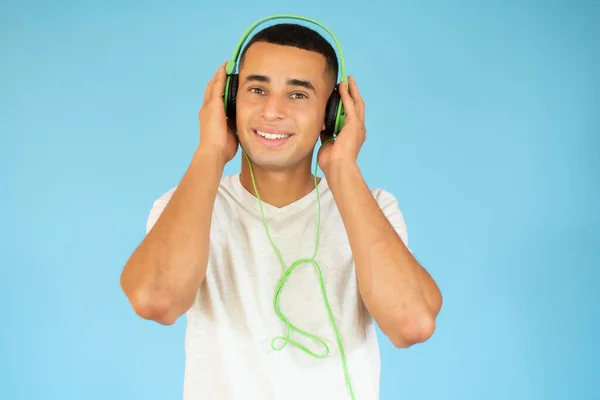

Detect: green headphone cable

[223,13,354,398]
[241,138,356,400]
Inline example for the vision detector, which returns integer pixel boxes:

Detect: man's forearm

[325,162,442,347]
[120,147,225,325]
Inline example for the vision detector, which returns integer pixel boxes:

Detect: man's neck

[239,160,320,208]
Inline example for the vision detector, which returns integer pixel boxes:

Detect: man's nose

[260,94,286,120]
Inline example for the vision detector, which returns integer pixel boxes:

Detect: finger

[349,76,365,122]
[203,76,216,105]
[203,61,226,105]
[338,78,357,120]
[211,61,228,101]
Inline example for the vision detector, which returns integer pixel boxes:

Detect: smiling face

[234,41,335,172]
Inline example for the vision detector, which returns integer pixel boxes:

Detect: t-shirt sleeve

[372,188,410,251]
[145,188,176,234]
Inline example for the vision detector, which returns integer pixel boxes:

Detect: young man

[121,22,442,400]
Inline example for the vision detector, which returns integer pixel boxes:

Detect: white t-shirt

[146,173,409,400]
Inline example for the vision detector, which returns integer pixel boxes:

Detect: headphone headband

[225,14,347,85]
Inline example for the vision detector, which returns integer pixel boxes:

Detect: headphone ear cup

[224,74,238,119]
[323,87,341,136]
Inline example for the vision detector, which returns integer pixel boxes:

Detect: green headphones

[223,14,348,137]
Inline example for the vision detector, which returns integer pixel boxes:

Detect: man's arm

[120,148,225,325]
[326,162,442,348]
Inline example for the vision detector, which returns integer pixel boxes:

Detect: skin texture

[120,41,443,348]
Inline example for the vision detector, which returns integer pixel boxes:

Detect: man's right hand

[198,61,239,164]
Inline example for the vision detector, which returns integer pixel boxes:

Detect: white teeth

[256,130,290,140]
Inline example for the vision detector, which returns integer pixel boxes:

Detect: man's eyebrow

[243,75,315,91]
[244,74,269,83]
[288,78,315,91]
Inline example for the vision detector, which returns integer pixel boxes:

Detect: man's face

[234,42,333,171]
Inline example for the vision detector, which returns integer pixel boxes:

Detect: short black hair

[239,23,339,88]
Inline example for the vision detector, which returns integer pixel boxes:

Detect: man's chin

[240,148,298,171]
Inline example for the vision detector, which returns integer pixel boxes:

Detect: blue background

[1,0,599,399]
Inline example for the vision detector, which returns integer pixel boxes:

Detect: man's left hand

[317,75,366,174]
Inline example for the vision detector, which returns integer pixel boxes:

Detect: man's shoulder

[144,174,239,234]
[367,186,401,209]
[148,174,238,204]
[150,186,176,206]
[150,178,398,206]
[366,185,410,247]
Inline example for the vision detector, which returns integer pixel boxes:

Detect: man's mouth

[254,130,291,140]
[253,129,292,147]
